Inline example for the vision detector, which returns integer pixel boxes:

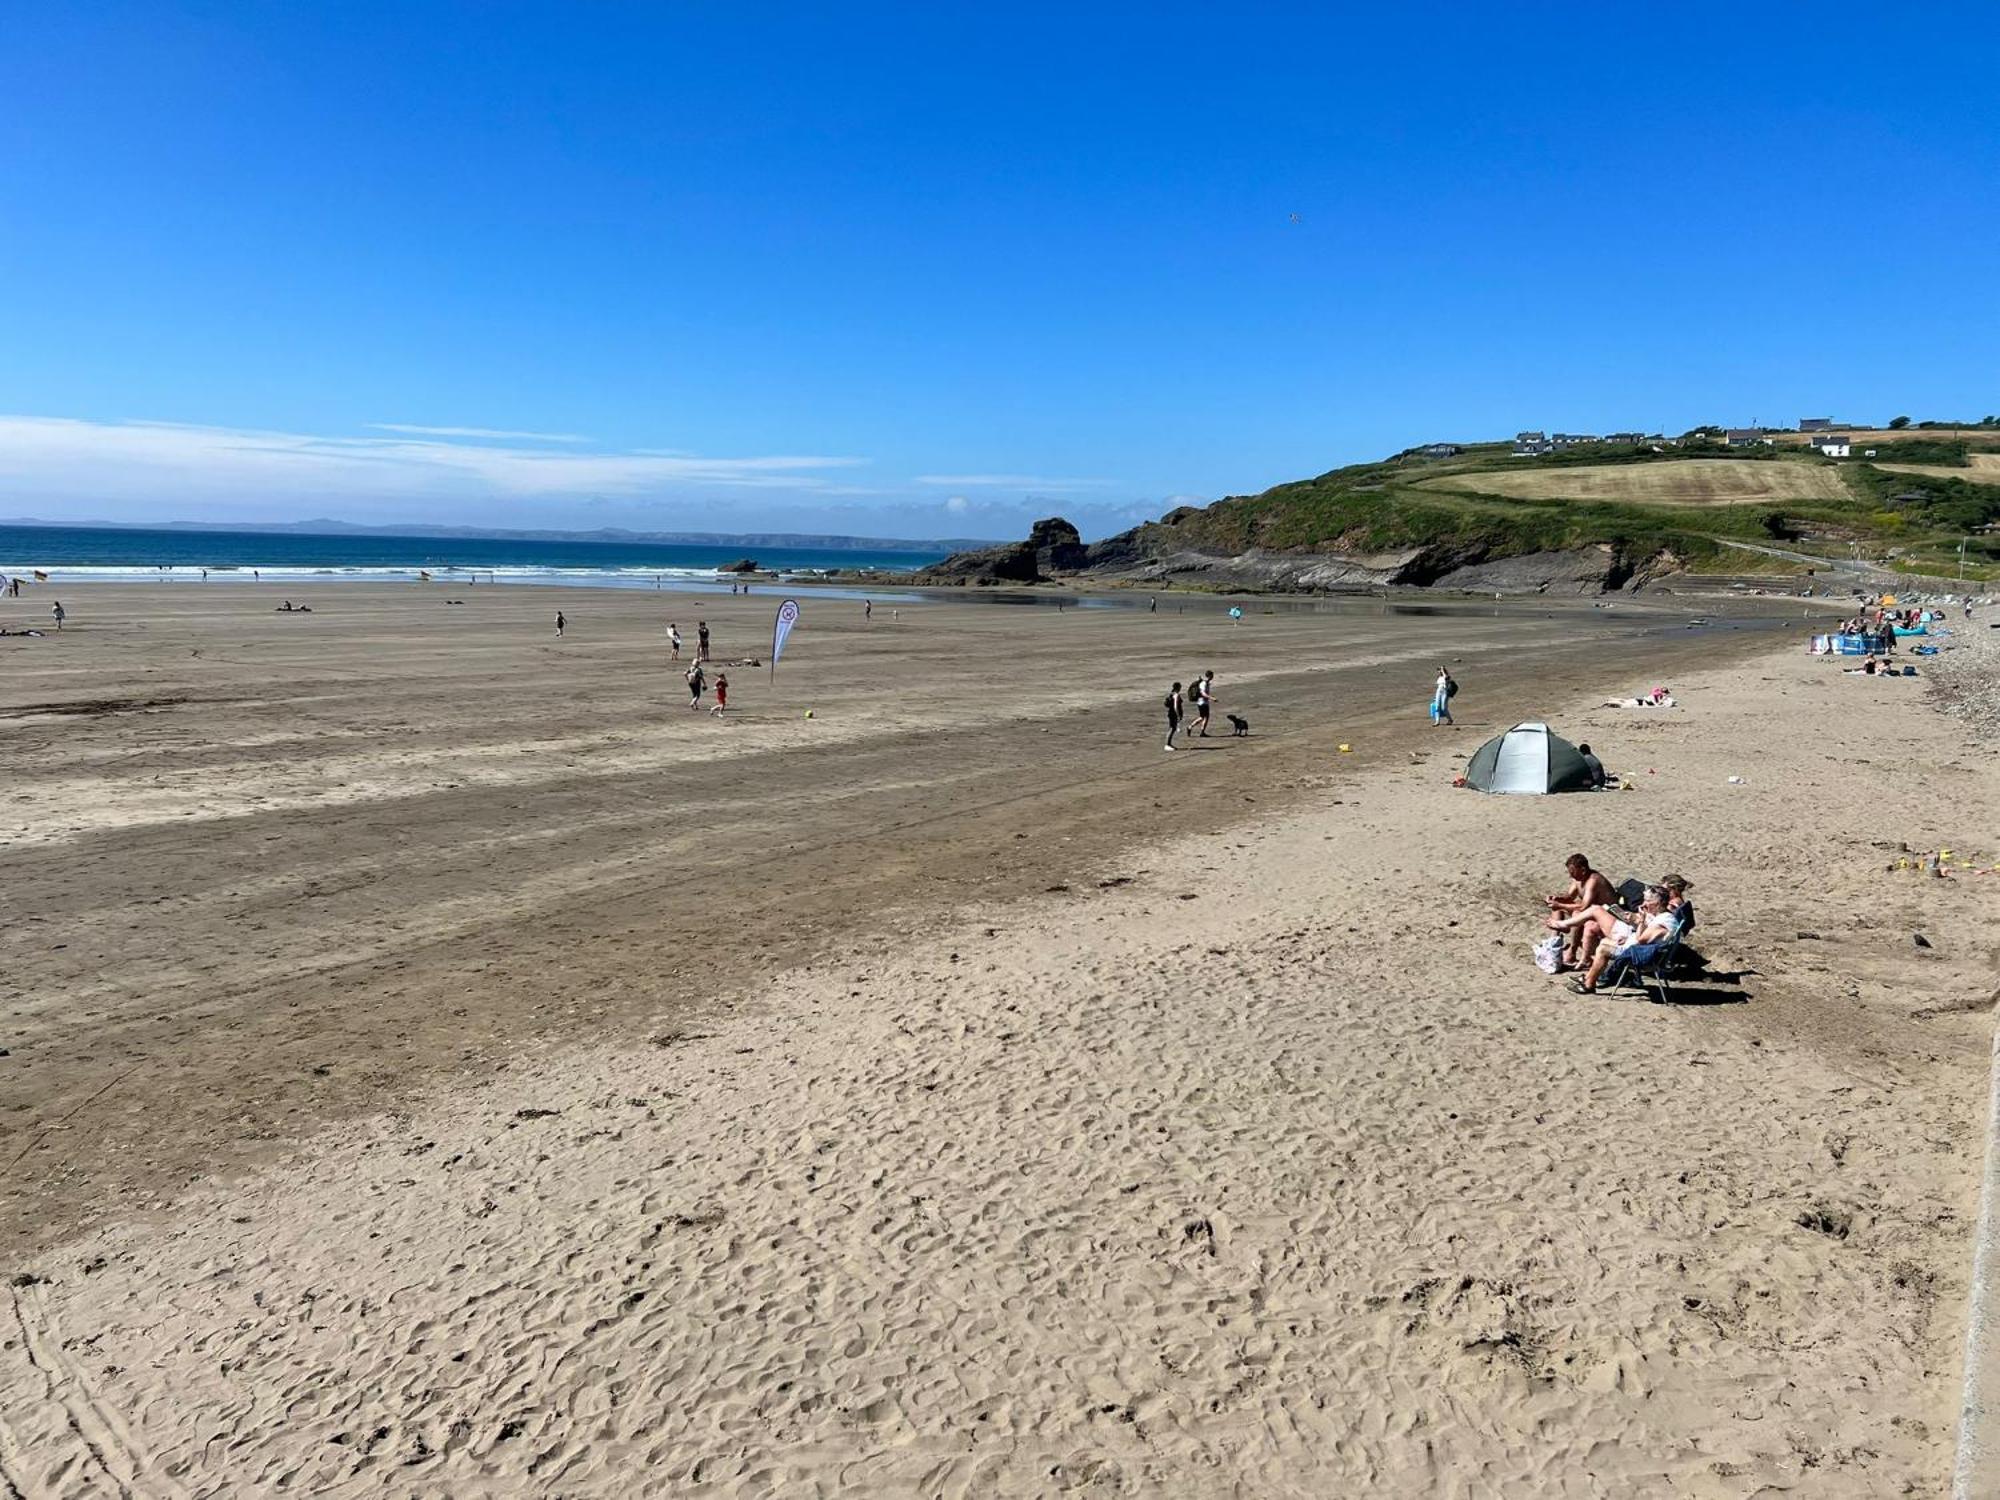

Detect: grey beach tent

[1463,722,1597,795]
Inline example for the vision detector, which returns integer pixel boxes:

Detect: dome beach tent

[1463,723,1597,795]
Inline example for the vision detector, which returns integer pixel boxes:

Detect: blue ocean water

[0,523,950,590]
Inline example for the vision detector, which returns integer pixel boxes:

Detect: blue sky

[3,3,1997,540]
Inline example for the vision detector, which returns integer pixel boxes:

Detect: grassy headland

[1091,435,2000,588]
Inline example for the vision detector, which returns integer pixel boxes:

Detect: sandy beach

[3,583,1995,1496]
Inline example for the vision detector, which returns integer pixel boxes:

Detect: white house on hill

[1810,433,1852,458]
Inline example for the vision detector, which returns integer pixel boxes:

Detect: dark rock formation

[719,558,760,573]
[915,517,1086,585]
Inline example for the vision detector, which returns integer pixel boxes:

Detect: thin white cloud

[367,423,590,443]
[913,473,1118,490]
[0,416,869,510]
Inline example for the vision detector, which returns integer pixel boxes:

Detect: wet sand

[3,582,1991,1495]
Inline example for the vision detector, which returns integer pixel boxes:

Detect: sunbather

[1563,886,1678,995]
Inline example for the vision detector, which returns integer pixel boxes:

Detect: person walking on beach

[697,620,711,661]
[1431,666,1456,726]
[1189,669,1215,737]
[710,672,728,717]
[1164,680,1184,751]
[555,610,566,639]
[1149,595,1157,614]
[50,600,66,631]
[668,622,682,660]
[685,661,705,709]
[864,599,872,620]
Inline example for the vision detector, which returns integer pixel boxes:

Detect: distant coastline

[0,516,1000,553]
[0,522,955,589]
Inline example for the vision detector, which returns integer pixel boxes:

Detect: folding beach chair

[1604,903,1695,1004]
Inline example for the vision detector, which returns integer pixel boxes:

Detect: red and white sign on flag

[771,598,801,680]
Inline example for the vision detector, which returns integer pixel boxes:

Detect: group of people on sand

[551,612,728,715]
[664,620,710,662]
[1163,670,1217,750]
[684,661,727,715]
[1541,853,1694,997]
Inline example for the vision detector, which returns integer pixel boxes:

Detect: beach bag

[1533,935,1563,974]
[1445,676,1459,699]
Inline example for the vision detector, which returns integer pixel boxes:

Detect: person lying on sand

[1558,886,1678,993]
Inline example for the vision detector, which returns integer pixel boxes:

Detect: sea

[0,523,950,595]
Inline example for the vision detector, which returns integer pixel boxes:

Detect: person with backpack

[1163,680,1184,751]
[1189,669,1215,737]
[1431,666,1456,726]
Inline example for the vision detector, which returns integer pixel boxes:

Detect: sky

[3,3,1997,542]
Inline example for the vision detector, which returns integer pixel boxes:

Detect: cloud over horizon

[913,473,1118,490]
[0,414,1172,541]
[0,414,868,510]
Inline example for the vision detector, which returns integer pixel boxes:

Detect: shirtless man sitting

[1544,853,1614,965]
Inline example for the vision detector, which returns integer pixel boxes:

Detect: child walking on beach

[1164,680,1184,751]
[710,673,728,717]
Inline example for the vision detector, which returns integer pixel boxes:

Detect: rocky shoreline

[1929,601,2000,741]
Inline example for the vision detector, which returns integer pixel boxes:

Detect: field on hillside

[1767,427,1998,447]
[1418,458,1853,506]
[1878,454,2000,487]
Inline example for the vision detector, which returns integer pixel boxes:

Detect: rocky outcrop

[1075,537,1680,595]
[719,558,761,573]
[915,517,1086,585]
[916,512,1685,596]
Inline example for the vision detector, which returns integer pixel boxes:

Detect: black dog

[1226,714,1250,737]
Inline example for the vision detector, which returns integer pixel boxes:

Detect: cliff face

[1075,533,1674,595]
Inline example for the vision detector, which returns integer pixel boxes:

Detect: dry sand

[2,583,1994,1496]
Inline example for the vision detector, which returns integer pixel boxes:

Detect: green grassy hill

[1092,437,2000,587]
